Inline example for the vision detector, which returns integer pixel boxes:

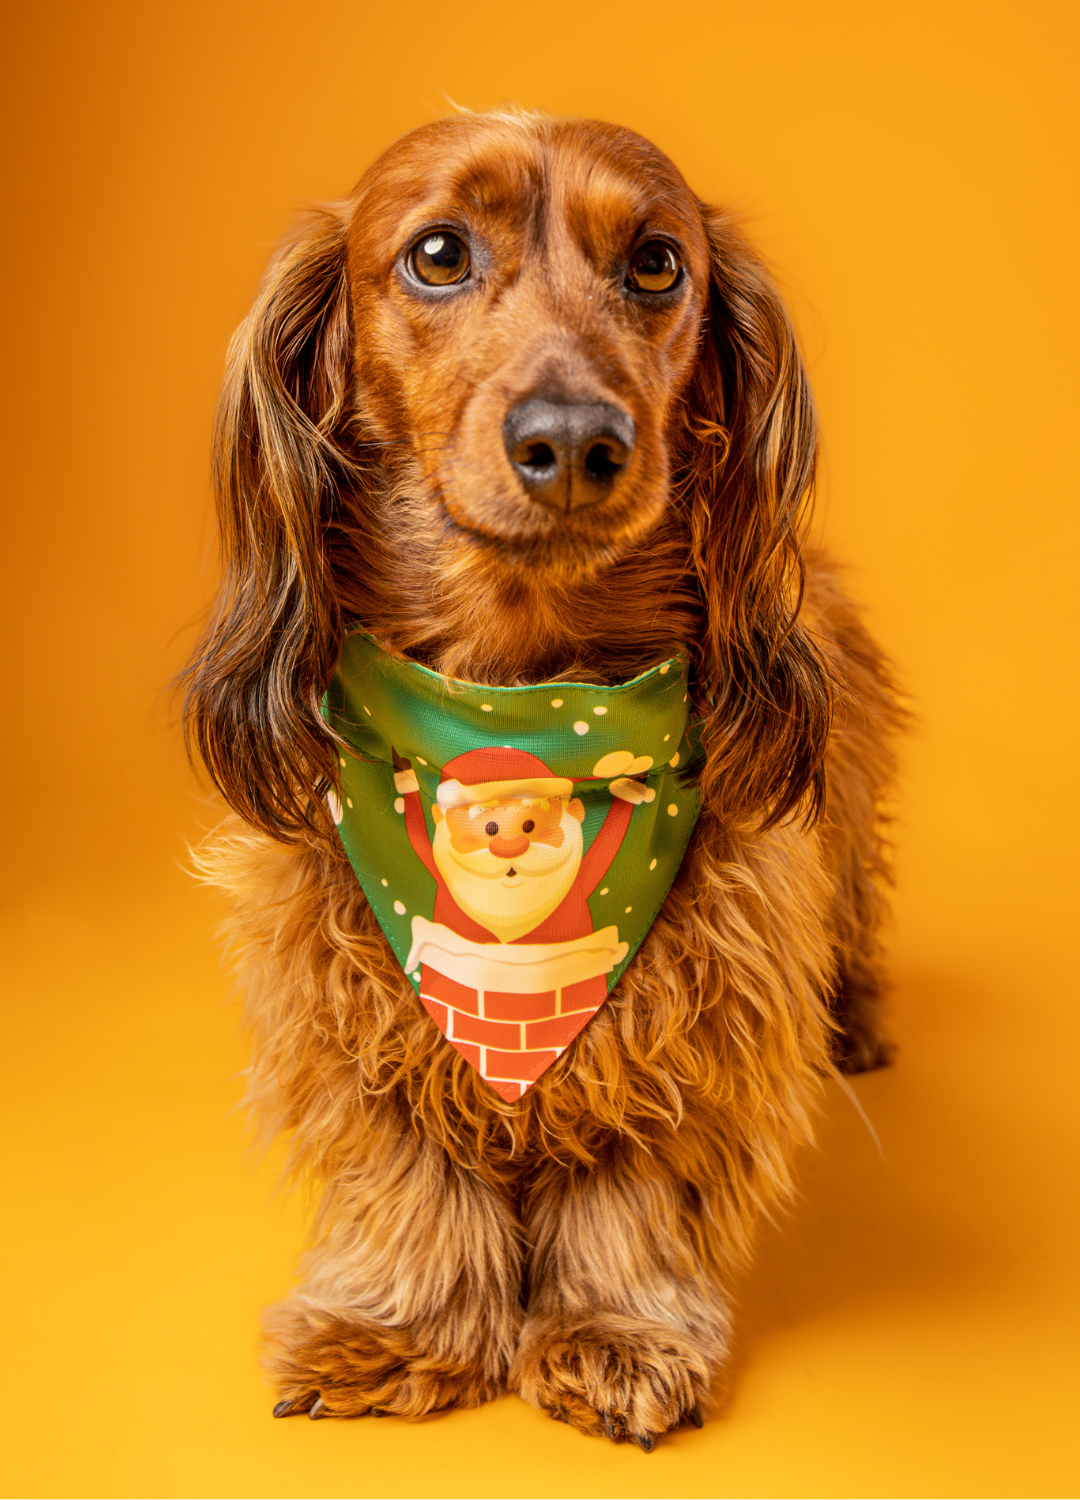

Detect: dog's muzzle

[503,398,635,513]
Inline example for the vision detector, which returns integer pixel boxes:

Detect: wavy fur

[186,110,903,1444]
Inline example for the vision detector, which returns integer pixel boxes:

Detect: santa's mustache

[439,836,573,880]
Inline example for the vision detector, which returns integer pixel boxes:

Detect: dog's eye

[410,232,471,286]
[626,241,681,293]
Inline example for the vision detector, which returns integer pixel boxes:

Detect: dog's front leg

[511,1142,730,1447]
[267,1129,522,1420]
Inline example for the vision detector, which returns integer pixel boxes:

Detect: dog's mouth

[419,370,669,566]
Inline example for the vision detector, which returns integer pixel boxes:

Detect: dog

[183,108,901,1448]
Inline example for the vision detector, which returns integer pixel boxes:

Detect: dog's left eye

[626,241,681,293]
[410,232,471,286]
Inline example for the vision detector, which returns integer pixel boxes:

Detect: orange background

[2,2,1077,1496]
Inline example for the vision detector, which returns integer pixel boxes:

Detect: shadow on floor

[732,966,1012,1371]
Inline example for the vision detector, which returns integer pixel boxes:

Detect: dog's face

[345,115,711,564]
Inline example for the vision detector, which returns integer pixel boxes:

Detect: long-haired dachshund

[184,108,901,1448]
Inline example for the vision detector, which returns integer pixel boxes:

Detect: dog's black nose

[503,399,635,512]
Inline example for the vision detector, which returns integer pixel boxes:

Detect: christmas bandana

[324,631,702,1103]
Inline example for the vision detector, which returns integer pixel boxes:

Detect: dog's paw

[510,1313,714,1447]
[265,1305,503,1420]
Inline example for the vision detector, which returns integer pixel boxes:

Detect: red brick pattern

[418,963,607,1102]
[451,1011,521,1049]
[449,1039,481,1072]
[421,968,480,1015]
[524,1011,594,1051]
[484,989,558,1021]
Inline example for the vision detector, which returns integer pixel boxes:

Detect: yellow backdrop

[2,1,1077,1496]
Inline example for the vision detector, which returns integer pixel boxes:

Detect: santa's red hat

[436,746,572,811]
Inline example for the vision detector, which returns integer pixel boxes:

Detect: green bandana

[324,632,702,1102]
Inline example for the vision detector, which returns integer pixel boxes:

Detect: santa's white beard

[432,813,584,944]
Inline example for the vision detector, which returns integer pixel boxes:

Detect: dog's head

[343,113,711,562]
[186,111,830,840]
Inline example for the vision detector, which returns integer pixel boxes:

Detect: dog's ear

[183,203,355,839]
[676,206,833,828]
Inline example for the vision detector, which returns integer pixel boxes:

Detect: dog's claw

[272,1398,297,1418]
[688,1403,704,1428]
[634,1431,656,1452]
[600,1409,616,1441]
[308,1397,329,1420]
[371,1407,387,1417]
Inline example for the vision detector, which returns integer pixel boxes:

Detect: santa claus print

[395,746,639,1102]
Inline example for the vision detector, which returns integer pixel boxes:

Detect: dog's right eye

[409,232,471,286]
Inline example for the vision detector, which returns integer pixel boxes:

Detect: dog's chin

[434,474,670,573]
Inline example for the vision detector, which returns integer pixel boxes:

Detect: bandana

[323,631,702,1103]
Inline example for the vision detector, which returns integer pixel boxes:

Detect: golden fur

[184,110,902,1446]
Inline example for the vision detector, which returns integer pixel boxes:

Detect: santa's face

[432,795,585,943]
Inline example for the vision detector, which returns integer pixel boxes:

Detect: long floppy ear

[676,206,833,829]
[183,203,355,839]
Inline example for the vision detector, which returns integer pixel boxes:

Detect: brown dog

[184,108,901,1447]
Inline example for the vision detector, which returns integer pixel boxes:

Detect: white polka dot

[551,698,563,708]
[573,721,589,735]
[381,878,388,887]
[659,663,670,674]
[592,705,608,716]
[393,900,406,915]
[394,796,405,814]
[481,704,493,712]
[663,734,670,742]
[416,756,427,766]
[339,756,347,767]
[649,858,657,870]
[412,971,421,981]
[599,887,609,896]
[346,797,353,808]
[624,906,632,914]
[669,752,680,768]
[667,803,679,817]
